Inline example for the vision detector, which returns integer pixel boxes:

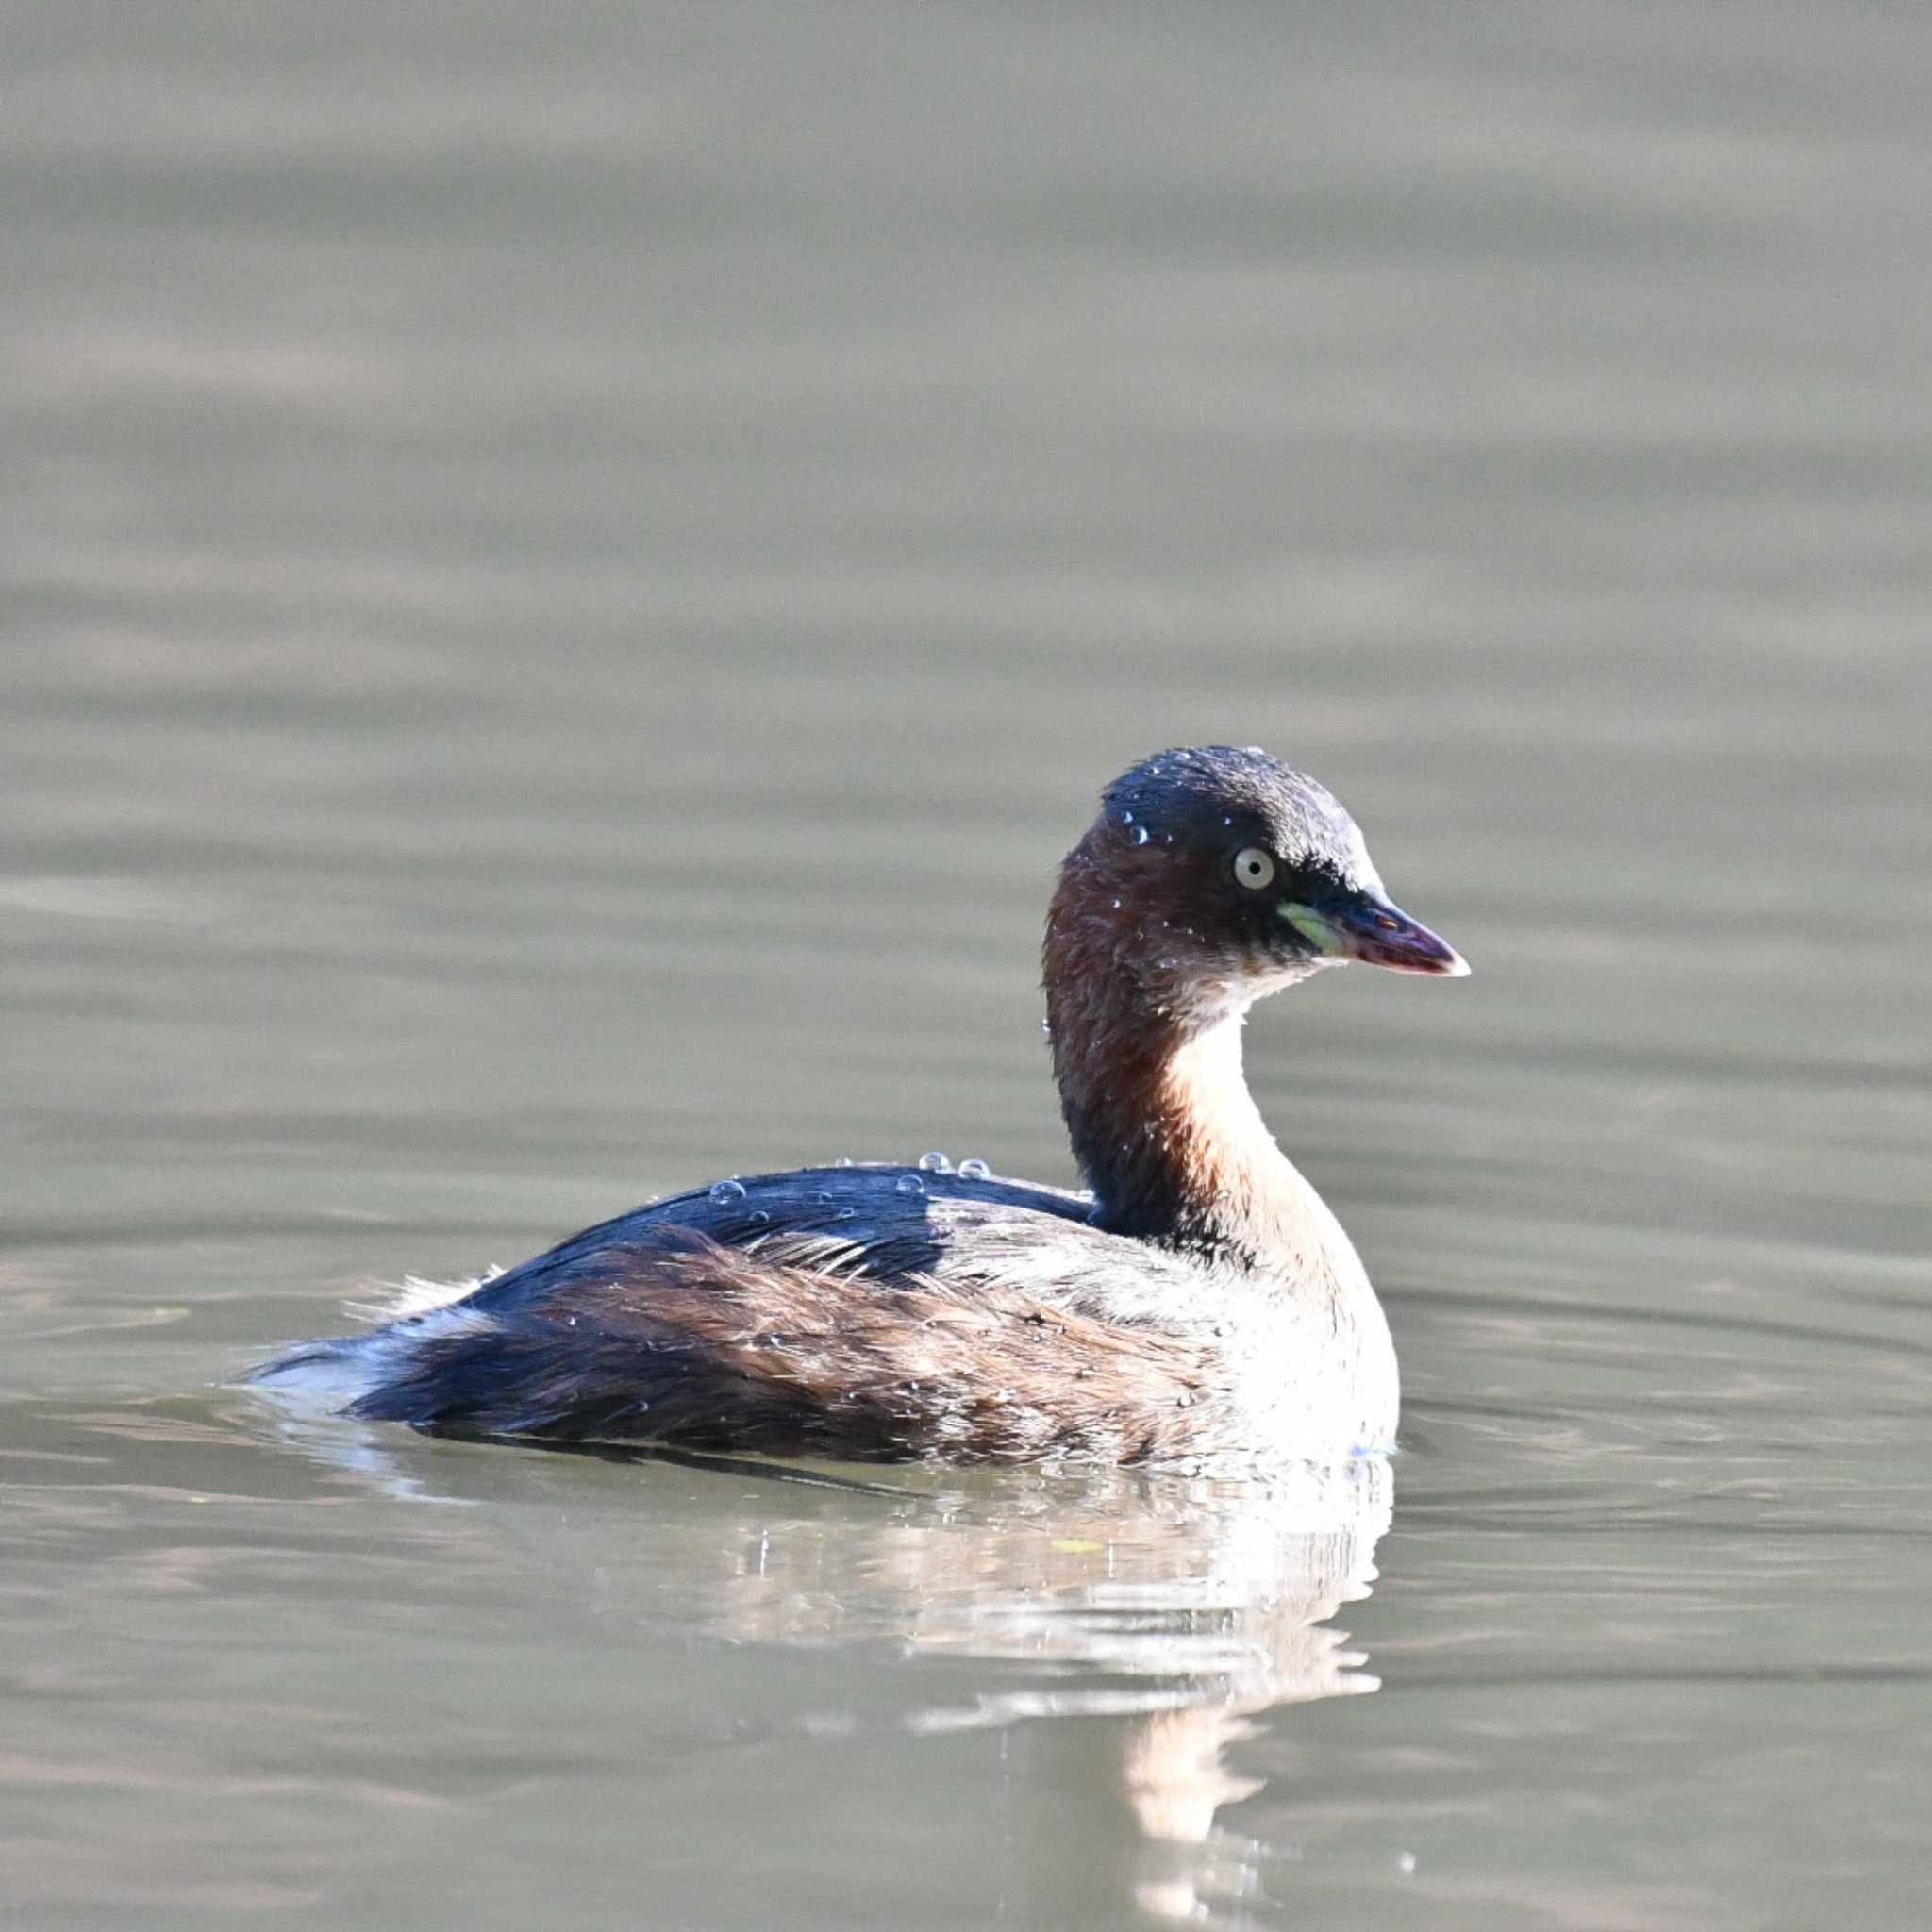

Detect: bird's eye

[1231,846,1275,891]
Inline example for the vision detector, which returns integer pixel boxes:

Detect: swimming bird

[253,745,1466,1463]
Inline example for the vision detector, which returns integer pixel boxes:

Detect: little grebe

[254,745,1466,1463]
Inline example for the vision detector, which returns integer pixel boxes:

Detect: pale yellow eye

[1232,846,1275,891]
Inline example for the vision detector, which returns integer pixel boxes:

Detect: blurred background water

[4,3,1930,1926]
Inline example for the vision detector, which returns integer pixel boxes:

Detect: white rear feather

[251,1274,504,1415]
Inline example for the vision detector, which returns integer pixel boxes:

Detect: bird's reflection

[834,1457,1391,1921]
[261,1408,1391,1923]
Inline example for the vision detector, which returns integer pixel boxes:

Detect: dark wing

[341,1166,1239,1462]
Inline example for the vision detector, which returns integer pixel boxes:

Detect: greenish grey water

[5,4,1930,1926]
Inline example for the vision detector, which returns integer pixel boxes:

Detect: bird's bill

[1281,892,1470,976]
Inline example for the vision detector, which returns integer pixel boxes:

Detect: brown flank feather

[354,1226,1224,1464]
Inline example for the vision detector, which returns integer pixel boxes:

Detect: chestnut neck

[1042,843,1356,1285]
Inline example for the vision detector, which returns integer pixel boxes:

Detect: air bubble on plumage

[1131,825,1150,845]
[835,1207,857,1221]
[895,1174,925,1196]
[709,1179,746,1206]
[917,1151,952,1174]
[958,1158,990,1180]
[833,1155,855,1167]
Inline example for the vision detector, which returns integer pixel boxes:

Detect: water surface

[5,4,1930,1926]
